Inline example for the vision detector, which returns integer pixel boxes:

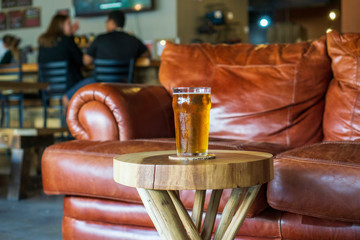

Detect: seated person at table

[37,14,83,92]
[63,10,150,104]
[0,35,21,64]
[83,10,149,65]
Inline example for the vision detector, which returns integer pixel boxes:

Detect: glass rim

[173,87,211,94]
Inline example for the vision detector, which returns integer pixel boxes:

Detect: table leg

[7,148,31,201]
[139,186,261,240]
[214,188,245,240]
[200,189,223,240]
[192,190,206,230]
[168,191,202,239]
[221,185,261,240]
[137,188,190,240]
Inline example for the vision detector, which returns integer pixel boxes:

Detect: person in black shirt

[64,10,150,102]
[38,14,83,91]
[83,10,149,65]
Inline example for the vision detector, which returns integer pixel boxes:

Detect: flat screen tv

[74,0,154,17]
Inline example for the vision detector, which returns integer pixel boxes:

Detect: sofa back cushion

[323,30,360,141]
[159,40,331,148]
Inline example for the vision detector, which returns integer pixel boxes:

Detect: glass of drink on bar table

[172,87,214,160]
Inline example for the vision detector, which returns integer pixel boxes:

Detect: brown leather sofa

[42,30,360,240]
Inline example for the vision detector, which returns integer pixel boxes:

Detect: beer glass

[172,87,211,157]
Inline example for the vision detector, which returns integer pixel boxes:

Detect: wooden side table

[0,128,68,200]
[114,150,273,240]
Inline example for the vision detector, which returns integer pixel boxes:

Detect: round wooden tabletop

[114,150,273,190]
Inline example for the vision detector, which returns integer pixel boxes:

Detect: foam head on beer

[172,87,211,157]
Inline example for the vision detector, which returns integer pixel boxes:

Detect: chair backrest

[38,61,68,98]
[94,58,134,83]
[0,63,22,82]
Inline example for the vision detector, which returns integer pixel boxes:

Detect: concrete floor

[0,151,63,240]
[0,192,63,240]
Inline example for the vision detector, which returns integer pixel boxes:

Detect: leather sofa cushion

[280,212,360,240]
[63,196,282,239]
[62,216,161,240]
[323,30,360,141]
[267,141,360,223]
[63,216,276,240]
[159,40,332,148]
[43,139,285,218]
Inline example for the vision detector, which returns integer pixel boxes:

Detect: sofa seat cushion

[43,139,285,217]
[63,196,282,239]
[160,39,332,148]
[280,212,360,240]
[323,30,360,141]
[267,141,360,223]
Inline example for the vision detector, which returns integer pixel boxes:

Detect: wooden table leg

[200,189,223,240]
[137,188,190,240]
[221,185,261,240]
[168,191,202,240]
[7,148,31,201]
[214,188,245,240]
[138,186,261,240]
[192,190,206,230]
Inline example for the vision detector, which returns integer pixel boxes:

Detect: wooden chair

[38,61,68,128]
[0,63,24,127]
[94,59,135,83]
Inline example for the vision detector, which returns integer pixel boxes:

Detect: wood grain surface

[114,150,273,190]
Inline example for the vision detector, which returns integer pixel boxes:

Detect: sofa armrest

[67,83,174,141]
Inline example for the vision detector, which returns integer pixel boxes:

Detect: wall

[0,0,177,61]
[342,0,360,33]
[288,4,340,41]
[177,0,248,44]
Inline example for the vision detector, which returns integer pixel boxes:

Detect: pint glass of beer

[172,87,211,157]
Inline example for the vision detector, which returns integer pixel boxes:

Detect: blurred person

[0,35,21,64]
[64,10,150,105]
[0,37,7,60]
[38,14,83,93]
[83,10,150,65]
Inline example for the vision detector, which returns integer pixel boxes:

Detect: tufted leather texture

[267,141,360,223]
[67,83,174,141]
[323,30,360,141]
[63,196,282,240]
[159,40,332,148]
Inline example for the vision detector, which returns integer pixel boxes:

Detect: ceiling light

[259,16,270,28]
[329,11,336,20]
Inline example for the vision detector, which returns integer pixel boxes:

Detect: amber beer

[172,87,211,157]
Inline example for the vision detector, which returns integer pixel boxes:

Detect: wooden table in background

[21,58,160,73]
[0,128,68,201]
[114,150,273,240]
[0,82,48,92]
